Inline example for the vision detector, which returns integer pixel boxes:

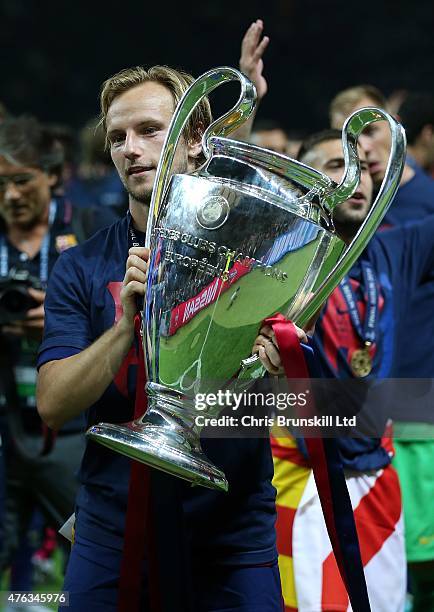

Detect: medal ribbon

[118,320,162,612]
[265,313,371,612]
[339,261,378,347]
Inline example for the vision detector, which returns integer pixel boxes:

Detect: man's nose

[4,182,21,201]
[359,134,374,154]
[123,131,142,160]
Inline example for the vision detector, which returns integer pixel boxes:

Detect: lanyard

[0,200,57,287]
[128,217,146,248]
[128,221,147,316]
[339,260,378,346]
[129,226,141,248]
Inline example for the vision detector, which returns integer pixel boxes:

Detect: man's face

[251,129,288,154]
[106,81,200,205]
[331,96,391,185]
[301,139,373,231]
[0,156,55,229]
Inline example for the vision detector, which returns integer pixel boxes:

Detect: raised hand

[239,19,270,101]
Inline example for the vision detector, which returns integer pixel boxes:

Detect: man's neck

[400,162,415,186]
[407,144,425,170]
[334,222,360,246]
[129,198,150,233]
[8,219,49,258]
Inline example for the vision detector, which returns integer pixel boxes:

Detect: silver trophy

[87,67,406,491]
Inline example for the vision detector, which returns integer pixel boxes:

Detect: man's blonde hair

[329,85,388,128]
[99,65,212,150]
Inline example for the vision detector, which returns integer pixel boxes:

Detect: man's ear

[47,173,58,188]
[187,139,203,161]
[186,139,204,172]
[420,124,434,146]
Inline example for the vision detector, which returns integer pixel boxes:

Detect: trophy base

[87,421,228,492]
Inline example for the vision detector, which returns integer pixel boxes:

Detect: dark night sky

[1,0,433,133]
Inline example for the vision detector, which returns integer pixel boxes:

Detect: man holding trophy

[35,22,300,612]
[35,16,406,611]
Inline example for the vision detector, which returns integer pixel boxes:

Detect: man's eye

[363,125,378,137]
[142,127,157,135]
[110,135,125,145]
[14,176,31,185]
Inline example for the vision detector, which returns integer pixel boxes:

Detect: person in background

[250,120,305,159]
[386,89,408,117]
[251,118,289,153]
[77,118,128,217]
[46,122,120,230]
[330,86,434,611]
[286,130,306,159]
[45,123,79,199]
[398,92,434,177]
[0,116,88,587]
[330,84,416,191]
[269,128,434,610]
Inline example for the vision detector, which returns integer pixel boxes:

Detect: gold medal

[350,344,373,377]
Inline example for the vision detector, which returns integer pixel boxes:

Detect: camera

[0,268,43,325]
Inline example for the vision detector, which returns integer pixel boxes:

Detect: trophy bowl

[87,67,406,491]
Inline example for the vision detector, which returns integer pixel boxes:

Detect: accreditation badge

[14,365,37,406]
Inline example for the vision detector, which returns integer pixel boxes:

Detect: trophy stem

[86,384,228,492]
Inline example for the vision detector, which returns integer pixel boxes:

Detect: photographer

[0,115,94,576]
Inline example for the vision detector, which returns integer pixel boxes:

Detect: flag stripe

[321,553,349,610]
[271,444,311,467]
[276,505,296,557]
[355,466,401,565]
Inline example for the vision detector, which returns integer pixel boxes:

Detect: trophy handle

[295,107,406,327]
[240,107,406,372]
[145,67,257,248]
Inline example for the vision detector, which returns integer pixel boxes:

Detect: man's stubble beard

[333,208,371,243]
[123,152,191,206]
[334,218,363,244]
[127,184,153,206]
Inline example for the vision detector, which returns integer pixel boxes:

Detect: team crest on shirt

[55,234,78,252]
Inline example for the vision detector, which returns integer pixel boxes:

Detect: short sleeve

[37,346,82,369]
[37,247,92,367]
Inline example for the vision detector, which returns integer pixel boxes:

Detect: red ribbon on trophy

[264,313,371,612]
[118,314,162,612]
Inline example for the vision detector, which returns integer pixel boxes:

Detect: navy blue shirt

[37,214,277,564]
[382,163,434,377]
[312,217,434,470]
[0,198,87,433]
[383,162,434,227]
